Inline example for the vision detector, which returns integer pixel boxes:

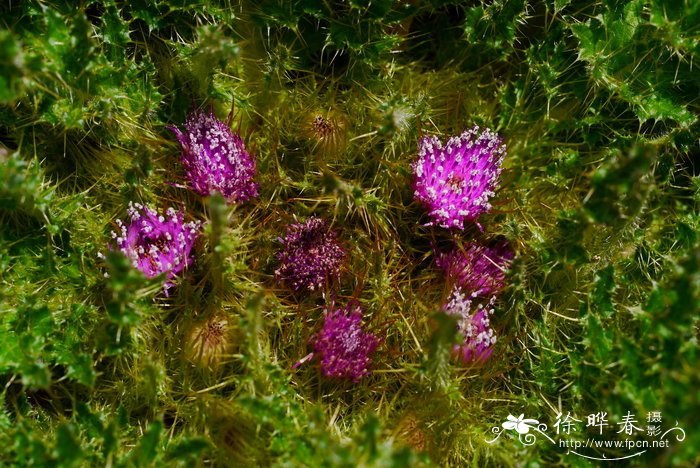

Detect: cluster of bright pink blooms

[288,125,510,377]
[105,109,512,379]
[276,217,379,381]
[435,239,513,364]
[412,126,512,364]
[107,110,258,294]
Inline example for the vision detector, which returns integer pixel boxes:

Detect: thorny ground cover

[0,1,699,466]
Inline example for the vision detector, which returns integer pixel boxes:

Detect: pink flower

[107,202,200,293]
[443,288,497,363]
[169,109,258,203]
[275,217,346,292]
[435,240,513,297]
[412,126,505,229]
[308,305,380,382]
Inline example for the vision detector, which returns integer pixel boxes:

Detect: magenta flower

[310,305,380,382]
[443,288,497,363]
[412,126,506,229]
[107,202,200,293]
[169,109,258,203]
[435,240,513,297]
[275,217,346,292]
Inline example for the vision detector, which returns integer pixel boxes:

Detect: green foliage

[1,0,698,466]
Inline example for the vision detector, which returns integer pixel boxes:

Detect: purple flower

[412,126,506,229]
[275,217,346,292]
[107,202,200,292]
[311,305,380,382]
[435,240,513,297]
[443,288,497,363]
[169,109,259,203]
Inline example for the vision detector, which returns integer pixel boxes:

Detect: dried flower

[395,414,429,453]
[275,216,346,292]
[169,109,258,203]
[303,109,347,155]
[412,126,506,229]
[435,240,513,297]
[311,305,379,382]
[107,202,200,293]
[184,316,232,370]
[443,288,497,363]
